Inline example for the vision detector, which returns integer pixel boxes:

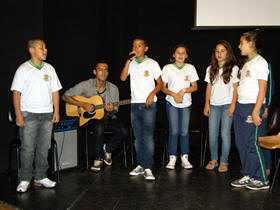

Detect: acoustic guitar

[66,95,131,126]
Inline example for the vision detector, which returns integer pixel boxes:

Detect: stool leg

[123,140,127,168]
[85,131,89,169]
[130,128,134,165]
[8,143,13,179]
[200,131,203,167]
[202,130,208,167]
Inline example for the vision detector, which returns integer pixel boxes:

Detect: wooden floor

[0,145,280,210]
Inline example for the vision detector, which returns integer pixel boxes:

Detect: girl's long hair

[169,44,191,64]
[209,40,237,84]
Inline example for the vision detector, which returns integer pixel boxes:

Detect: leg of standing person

[258,116,272,176]
[179,105,192,169]
[129,103,145,176]
[219,104,233,172]
[205,105,221,170]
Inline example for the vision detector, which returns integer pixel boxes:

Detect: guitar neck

[94,99,131,110]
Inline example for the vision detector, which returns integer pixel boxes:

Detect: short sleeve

[190,65,199,82]
[204,66,210,83]
[161,65,169,83]
[49,65,62,92]
[11,67,24,92]
[256,60,269,81]
[231,65,240,83]
[151,61,162,80]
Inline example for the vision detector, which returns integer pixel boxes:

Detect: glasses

[96,68,108,71]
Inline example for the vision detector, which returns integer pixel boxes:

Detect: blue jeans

[166,102,191,156]
[131,103,156,169]
[19,112,53,182]
[208,104,232,163]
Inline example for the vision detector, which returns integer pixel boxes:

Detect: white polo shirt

[237,55,268,104]
[11,60,62,113]
[128,56,162,103]
[162,63,199,108]
[204,65,239,105]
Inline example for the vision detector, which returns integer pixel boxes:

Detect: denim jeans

[19,112,53,182]
[85,118,129,159]
[208,104,232,163]
[131,103,156,169]
[166,102,191,156]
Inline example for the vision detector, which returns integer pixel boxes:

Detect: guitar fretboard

[94,99,131,110]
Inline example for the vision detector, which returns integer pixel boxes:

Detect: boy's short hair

[133,36,148,46]
[27,38,43,50]
[95,60,109,69]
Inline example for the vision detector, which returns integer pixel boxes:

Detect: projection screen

[195,0,280,28]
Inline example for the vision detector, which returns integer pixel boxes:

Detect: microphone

[127,53,136,61]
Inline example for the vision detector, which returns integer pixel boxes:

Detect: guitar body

[66,95,105,126]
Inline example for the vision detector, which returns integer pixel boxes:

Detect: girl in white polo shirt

[204,40,239,173]
[162,44,199,170]
[230,30,269,190]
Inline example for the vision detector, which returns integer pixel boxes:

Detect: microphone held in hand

[127,53,136,61]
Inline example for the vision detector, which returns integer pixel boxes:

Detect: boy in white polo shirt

[120,37,162,180]
[11,38,62,192]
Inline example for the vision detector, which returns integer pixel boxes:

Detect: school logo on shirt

[144,70,150,77]
[43,74,49,81]
[245,115,254,123]
[245,70,252,77]
[184,75,189,81]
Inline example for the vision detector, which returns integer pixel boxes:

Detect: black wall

[1,0,279,171]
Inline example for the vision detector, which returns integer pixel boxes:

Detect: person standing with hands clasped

[204,40,239,173]
[230,30,269,190]
[120,37,162,180]
[11,38,62,193]
[161,44,199,170]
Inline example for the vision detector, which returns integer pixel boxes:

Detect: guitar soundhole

[83,111,96,119]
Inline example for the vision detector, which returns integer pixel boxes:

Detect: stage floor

[0,148,280,210]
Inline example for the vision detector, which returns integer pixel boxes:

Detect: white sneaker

[129,165,144,176]
[34,178,56,188]
[181,154,193,169]
[166,155,177,170]
[144,169,156,180]
[103,144,112,166]
[90,159,103,172]
[16,181,30,193]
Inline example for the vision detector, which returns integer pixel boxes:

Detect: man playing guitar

[62,61,128,172]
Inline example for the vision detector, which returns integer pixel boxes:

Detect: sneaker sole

[166,165,175,170]
[129,172,144,176]
[230,183,247,188]
[182,165,193,169]
[144,176,156,181]
[90,167,101,172]
[34,182,56,188]
[245,185,270,190]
